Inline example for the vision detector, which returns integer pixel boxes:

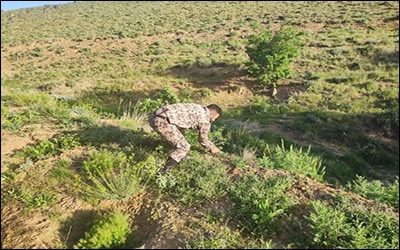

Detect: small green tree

[245,27,303,89]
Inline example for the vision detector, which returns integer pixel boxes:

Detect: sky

[1,1,74,11]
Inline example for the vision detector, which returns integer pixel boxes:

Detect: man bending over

[150,103,222,173]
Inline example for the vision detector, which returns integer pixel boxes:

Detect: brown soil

[1,124,59,173]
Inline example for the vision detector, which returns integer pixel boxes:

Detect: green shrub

[232,157,248,168]
[197,57,213,68]
[184,124,228,152]
[308,199,399,249]
[74,211,131,249]
[162,157,229,206]
[245,27,303,87]
[137,86,183,113]
[308,201,352,248]
[228,175,296,235]
[346,175,399,208]
[259,141,326,181]
[208,124,228,148]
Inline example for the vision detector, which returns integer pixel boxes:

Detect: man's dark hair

[207,104,222,116]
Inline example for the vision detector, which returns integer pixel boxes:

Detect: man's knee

[170,141,191,163]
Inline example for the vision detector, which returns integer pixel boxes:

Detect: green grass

[259,141,326,181]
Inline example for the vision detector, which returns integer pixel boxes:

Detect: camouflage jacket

[154,103,215,149]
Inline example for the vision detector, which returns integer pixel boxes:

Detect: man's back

[154,103,210,129]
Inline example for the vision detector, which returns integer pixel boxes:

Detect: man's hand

[210,146,221,154]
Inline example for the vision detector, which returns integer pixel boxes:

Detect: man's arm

[198,123,220,154]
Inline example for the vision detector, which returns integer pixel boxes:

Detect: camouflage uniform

[149,103,216,162]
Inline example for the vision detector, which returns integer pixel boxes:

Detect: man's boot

[159,157,178,174]
[183,154,193,160]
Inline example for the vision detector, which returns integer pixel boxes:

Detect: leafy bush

[346,175,399,208]
[161,157,229,206]
[208,124,228,148]
[74,211,131,249]
[137,86,186,113]
[231,157,248,168]
[228,175,296,235]
[308,201,352,248]
[184,124,228,152]
[258,141,326,181]
[245,27,303,87]
[308,199,399,249]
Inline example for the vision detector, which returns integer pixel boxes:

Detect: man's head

[207,104,222,122]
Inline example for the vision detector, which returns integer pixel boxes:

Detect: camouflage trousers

[150,116,190,163]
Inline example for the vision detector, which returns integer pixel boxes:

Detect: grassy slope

[1,1,399,249]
